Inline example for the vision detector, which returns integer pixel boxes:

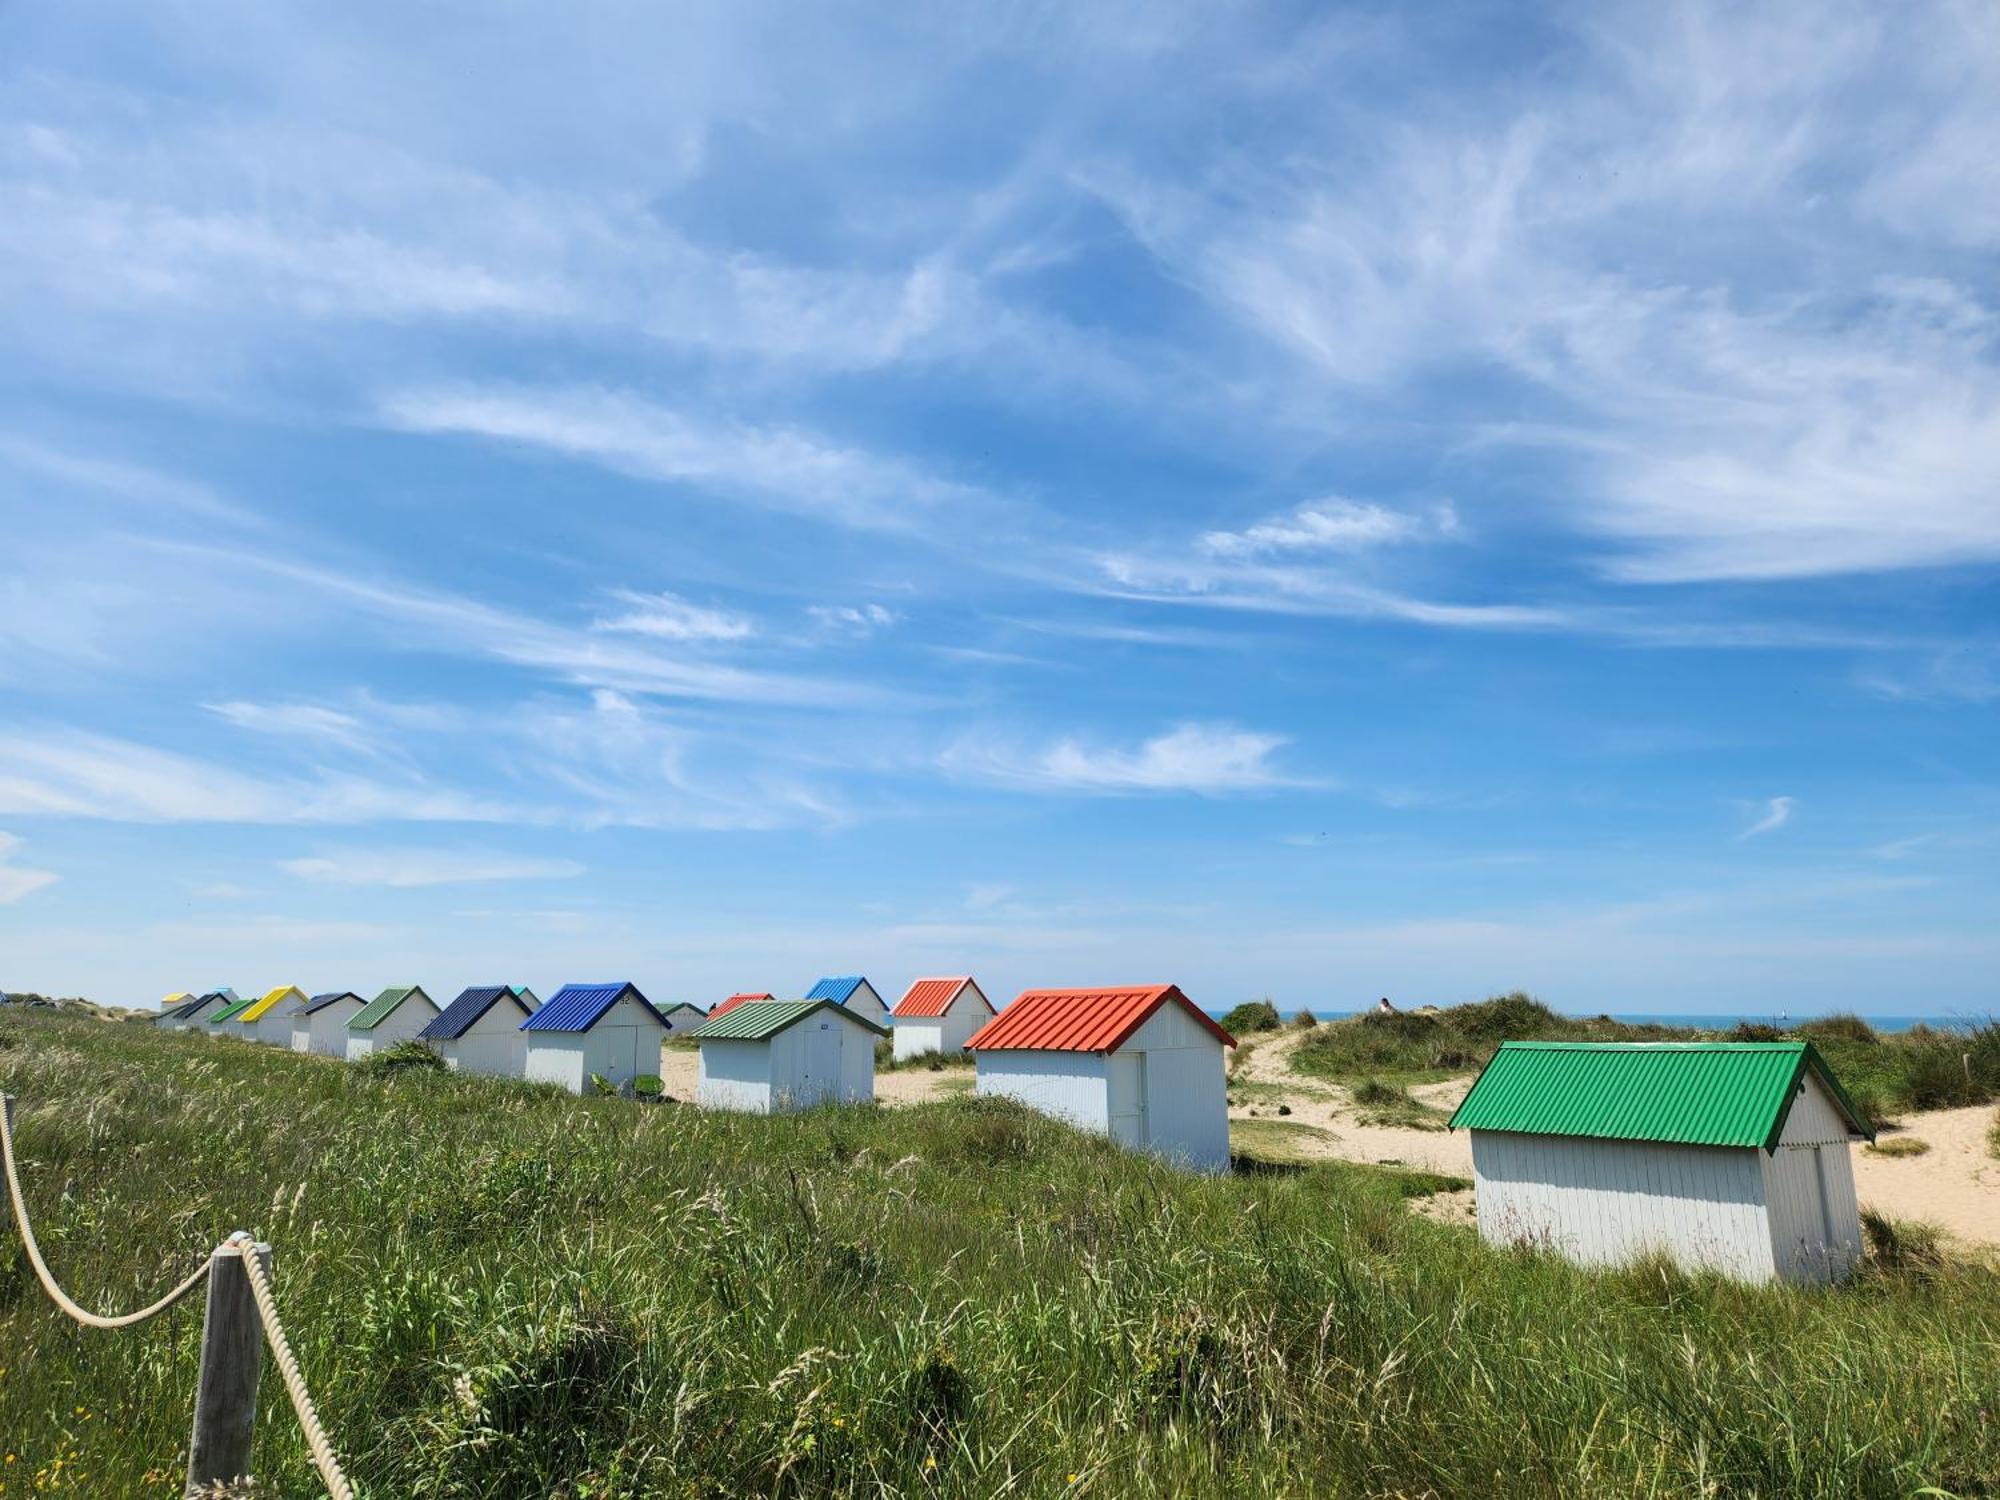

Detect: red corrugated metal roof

[713,991,774,1019]
[893,976,989,1018]
[965,985,1235,1054]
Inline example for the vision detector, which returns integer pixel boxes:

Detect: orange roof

[894,976,990,1019]
[966,985,1236,1054]
[713,991,774,1019]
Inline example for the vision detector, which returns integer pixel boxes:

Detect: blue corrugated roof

[522,982,668,1033]
[805,975,868,1005]
[421,985,530,1041]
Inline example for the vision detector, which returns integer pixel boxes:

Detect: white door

[799,1021,840,1106]
[1107,1052,1147,1147]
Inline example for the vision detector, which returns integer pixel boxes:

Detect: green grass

[1347,1078,1450,1132]
[2,1013,1997,1498]
[1864,1135,1931,1158]
[874,1040,976,1074]
[1226,1116,1333,1166]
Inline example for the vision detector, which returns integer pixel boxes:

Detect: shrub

[1292,1009,1318,1028]
[1352,1078,1409,1107]
[1861,1210,1945,1278]
[359,1039,446,1076]
[1730,1022,1787,1042]
[1450,993,1564,1040]
[1797,1013,1878,1045]
[1864,1135,1930,1158]
[1219,999,1282,1035]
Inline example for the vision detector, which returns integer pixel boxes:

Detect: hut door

[1108,1053,1148,1147]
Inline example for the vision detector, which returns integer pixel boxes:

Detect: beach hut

[167,991,229,1033]
[418,985,537,1078]
[660,1002,706,1027]
[157,991,194,1018]
[891,976,995,1062]
[511,985,541,1011]
[712,991,775,1020]
[1448,1041,1872,1284]
[204,994,259,1040]
[244,985,310,1046]
[804,976,890,1024]
[291,992,365,1056]
[344,985,439,1061]
[694,999,888,1113]
[967,985,1236,1172]
[520,982,672,1095]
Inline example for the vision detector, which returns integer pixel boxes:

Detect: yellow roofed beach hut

[242,986,311,1046]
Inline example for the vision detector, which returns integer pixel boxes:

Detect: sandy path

[1228,1028,1471,1176]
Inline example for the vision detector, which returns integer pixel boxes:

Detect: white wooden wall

[977,1050,1109,1129]
[345,998,437,1061]
[523,1038,587,1093]
[442,1001,527,1078]
[893,988,991,1061]
[845,982,889,1022]
[1470,1130,1778,1281]
[1119,1004,1231,1173]
[1762,1072,1864,1280]
[769,1013,875,1109]
[293,1000,364,1056]
[698,1037,775,1112]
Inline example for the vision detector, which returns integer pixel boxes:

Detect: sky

[0,1,1995,1017]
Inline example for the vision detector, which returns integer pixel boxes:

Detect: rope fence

[0,1094,353,1498]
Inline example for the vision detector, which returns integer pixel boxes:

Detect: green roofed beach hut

[204,994,259,1039]
[344,985,439,1062]
[1448,1041,1873,1284]
[695,999,888,1113]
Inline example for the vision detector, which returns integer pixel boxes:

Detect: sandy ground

[656,1031,2000,1250]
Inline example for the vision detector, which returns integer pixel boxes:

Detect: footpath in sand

[659,1030,2000,1251]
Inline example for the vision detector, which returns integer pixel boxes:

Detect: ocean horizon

[1199,1008,1990,1034]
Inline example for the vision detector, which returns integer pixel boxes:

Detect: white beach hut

[344,985,440,1061]
[172,991,232,1034]
[695,999,888,1113]
[890,975,995,1062]
[417,985,537,1078]
[245,985,310,1046]
[291,992,365,1056]
[1448,1041,1873,1284]
[803,975,890,1024]
[660,1002,706,1027]
[967,985,1237,1173]
[520,982,673,1095]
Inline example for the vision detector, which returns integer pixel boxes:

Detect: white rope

[2,1096,352,1498]
[0,1096,211,1329]
[233,1233,355,1500]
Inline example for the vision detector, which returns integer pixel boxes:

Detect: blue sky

[1,2,1995,1015]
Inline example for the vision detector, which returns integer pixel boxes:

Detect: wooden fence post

[185,1234,269,1498]
[1,1095,13,1240]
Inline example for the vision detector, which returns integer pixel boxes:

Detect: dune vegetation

[1,1011,1996,1498]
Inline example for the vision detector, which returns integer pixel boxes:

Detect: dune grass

[1,1012,1996,1497]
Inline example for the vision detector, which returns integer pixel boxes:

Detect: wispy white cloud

[380,384,986,532]
[943,721,1301,794]
[0,831,57,904]
[1199,498,1458,559]
[205,700,379,755]
[1738,796,1795,840]
[0,730,529,825]
[808,603,898,637]
[593,590,755,643]
[280,848,585,888]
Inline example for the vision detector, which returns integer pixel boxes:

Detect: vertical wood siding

[1470,1131,1776,1281]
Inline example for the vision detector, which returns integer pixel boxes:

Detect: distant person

[1377,996,1396,1014]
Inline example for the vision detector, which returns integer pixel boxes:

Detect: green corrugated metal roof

[694,998,889,1042]
[206,997,256,1024]
[1446,1041,1873,1149]
[349,985,432,1031]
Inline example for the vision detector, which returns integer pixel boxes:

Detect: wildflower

[924,1455,937,1470]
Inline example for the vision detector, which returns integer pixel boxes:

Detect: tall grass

[1,1013,1995,1497]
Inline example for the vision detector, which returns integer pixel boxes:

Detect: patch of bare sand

[1853,1106,2000,1250]
[1227,1028,1473,1177]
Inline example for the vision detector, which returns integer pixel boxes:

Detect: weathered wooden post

[2,1095,13,1239]
[185,1232,269,1498]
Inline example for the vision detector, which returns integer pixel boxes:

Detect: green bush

[359,1039,446,1076]
[1219,999,1282,1035]
[1291,1009,1318,1028]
